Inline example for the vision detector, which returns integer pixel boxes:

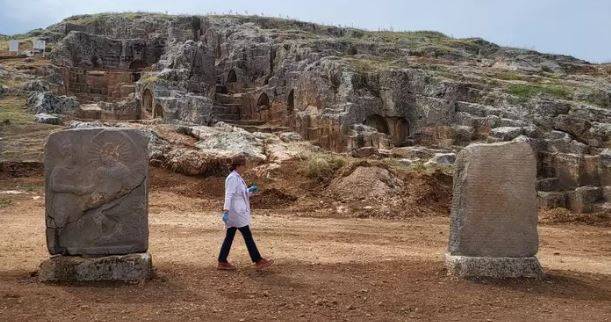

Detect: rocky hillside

[2,12,610,214]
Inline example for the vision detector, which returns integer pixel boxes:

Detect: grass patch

[0,197,13,208]
[303,153,347,182]
[139,74,159,86]
[362,30,449,46]
[18,183,42,192]
[578,88,610,107]
[507,83,573,102]
[0,96,33,125]
[382,158,417,173]
[64,12,172,25]
[493,70,529,81]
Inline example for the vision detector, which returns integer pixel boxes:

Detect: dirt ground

[0,167,610,321]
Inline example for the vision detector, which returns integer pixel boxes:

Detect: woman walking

[217,156,273,270]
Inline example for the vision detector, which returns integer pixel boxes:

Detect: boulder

[35,113,61,125]
[188,124,267,162]
[279,132,303,142]
[490,126,523,141]
[452,125,475,146]
[19,79,49,93]
[538,191,567,209]
[553,153,584,189]
[536,177,559,192]
[567,186,602,213]
[155,92,215,125]
[425,153,456,167]
[27,91,79,114]
[391,146,447,160]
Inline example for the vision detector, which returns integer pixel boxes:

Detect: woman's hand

[247,184,259,193]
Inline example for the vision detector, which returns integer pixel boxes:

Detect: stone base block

[445,253,543,278]
[39,253,152,283]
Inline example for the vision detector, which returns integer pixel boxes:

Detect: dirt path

[0,173,610,321]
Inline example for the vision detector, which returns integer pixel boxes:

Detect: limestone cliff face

[45,13,610,203]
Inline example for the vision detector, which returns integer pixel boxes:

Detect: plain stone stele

[446,141,544,278]
[39,128,152,282]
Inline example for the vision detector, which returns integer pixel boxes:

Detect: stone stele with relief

[44,128,149,256]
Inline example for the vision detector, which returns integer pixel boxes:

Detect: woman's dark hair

[229,155,246,171]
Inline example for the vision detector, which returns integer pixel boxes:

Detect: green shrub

[0,97,34,125]
[304,153,346,181]
[541,66,553,73]
[508,83,573,101]
[0,197,13,208]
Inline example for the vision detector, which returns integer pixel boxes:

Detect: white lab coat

[223,170,253,228]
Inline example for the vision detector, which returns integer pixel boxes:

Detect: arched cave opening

[395,118,410,146]
[91,56,100,68]
[227,69,237,83]
[364,114,390,135]
[153,104,164,119]
[142,89,153,116]
[287,89,294,113]
[129,60,146,70]
[257,92,270,110]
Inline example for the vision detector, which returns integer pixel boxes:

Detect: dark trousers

[218,225,262,263]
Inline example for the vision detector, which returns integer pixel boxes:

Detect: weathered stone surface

[50,31,164,70]
[279,132,303,142]
[425,153,456,167]
[98,99,140,120]
[537,191,567,209]
[19,79,49,94]
[445,254,543,278]
[536,177,559,192]
[35,113,61,125]
[449,141,538,258]
[154,92,215,124]
[554,153,584,189]
[77,103,103,119]
[600,149,611,186]
[604,186,611,202]
[16,13,608,202]
[44,128,149,256]
[39,253,152,282]
[391,146,448,160]
[27,91,79,114]
[490,126,523,141]
[567,186,603,213]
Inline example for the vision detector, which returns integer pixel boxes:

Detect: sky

[0,0,609,63]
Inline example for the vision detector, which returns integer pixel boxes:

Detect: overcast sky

[0,0,609,63]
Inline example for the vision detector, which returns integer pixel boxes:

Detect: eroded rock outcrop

[27,91,79,114]
[26,13,610,209]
